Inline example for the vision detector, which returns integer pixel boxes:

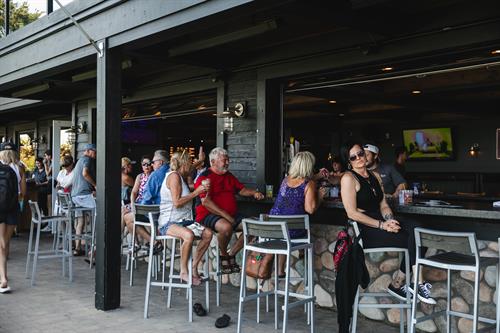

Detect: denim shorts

[159,220,195,235]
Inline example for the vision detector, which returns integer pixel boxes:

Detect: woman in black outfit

[340,142,435,304]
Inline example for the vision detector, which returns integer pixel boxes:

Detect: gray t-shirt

[71,155,96,196]
[376,164,406,195]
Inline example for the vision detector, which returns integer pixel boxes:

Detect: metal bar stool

[144,212,210,322]
[237,218,315,333]
[25,200,73,286]
[350,220,411,333]
[410,228,499,333]
[259,214,312,323]
[128,204,160,286]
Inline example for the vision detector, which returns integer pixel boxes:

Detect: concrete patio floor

[0,232,400,333]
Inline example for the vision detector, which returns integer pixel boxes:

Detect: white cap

[363,144,379,155]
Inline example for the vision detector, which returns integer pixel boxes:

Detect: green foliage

[0,1,42,37]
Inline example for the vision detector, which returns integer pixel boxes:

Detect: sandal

[220,256,232,274]
[73,249,84,256]
[228,255,241,273]
[193,302,207,317]
[215,314,231,328]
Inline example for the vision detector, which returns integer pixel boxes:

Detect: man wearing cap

[364,143,406,199]
[71,143,96,256]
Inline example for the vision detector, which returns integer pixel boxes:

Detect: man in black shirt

[394,146,407,178]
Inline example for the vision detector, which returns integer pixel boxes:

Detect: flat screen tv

[403,127,454,160]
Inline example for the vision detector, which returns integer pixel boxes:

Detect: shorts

[72,194,96,217]
[200,213,244,232]
[0,210,19,226]
[159,220,205,238]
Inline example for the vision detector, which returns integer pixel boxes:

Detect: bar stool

[25,200,73,286]
[410,228,499,333]
[237,218,315,333]
[259,214,311,322]
[144,212,210,322]
[350,220,411,333]
[128,204,160,286]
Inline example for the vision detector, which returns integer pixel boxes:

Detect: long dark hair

[340,141,364,169]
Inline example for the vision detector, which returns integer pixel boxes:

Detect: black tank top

[349,170,384,219]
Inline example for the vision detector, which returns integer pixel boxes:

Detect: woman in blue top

[269,151,326,277]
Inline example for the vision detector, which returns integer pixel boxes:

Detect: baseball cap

[0,142,17,151]
[84,143,96,151]
[363,144,379,155]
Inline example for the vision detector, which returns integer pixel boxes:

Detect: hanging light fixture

[31,135,45,150]
[219,103,246,134]
[65,122,87,145]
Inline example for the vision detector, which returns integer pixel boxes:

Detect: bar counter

[238,197,500,241]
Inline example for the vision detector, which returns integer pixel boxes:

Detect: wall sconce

[31,135,46,150]
[220,103,246,134]
[468,143,480,157]
[65,122,87,145]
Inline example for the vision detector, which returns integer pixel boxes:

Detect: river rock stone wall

[204,225,498,333]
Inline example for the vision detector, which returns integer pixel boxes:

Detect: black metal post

[4,0,10,35]
[47,0,53,14]
[95,39,122,311]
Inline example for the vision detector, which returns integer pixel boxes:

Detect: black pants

[37,188,49,216]
[359,216,423,274]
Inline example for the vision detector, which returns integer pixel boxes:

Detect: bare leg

[192,228,213,278]
[74,216,84,251]
[228,233,244,257]
[124,212,151,244]
[167,224,198,285]
[278,255,286,276]
[213,219,233,257]
[0,224,14,287]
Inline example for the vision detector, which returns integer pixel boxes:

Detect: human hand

[318,186,328,199]
[198,146,205,162]
[319,168,329,179]
[383,219,401,233]
[254,191,264,200]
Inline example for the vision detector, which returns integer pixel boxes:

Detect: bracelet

[379,220,384,230]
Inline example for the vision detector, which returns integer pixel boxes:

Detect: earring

[348,163,352,170]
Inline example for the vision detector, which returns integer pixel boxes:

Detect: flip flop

[193,302,207,317]
[215,314,231,328]
[220,256,232,274]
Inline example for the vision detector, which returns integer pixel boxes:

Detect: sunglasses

[349,150,365,162]
[142,162,152,167]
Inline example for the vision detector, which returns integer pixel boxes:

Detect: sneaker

[409,282,437,305]
[387,283,409,301]
[0,285,11,294]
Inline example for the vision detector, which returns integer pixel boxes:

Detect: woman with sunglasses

[340,142,435,305]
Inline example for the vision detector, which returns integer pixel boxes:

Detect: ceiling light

[491,50,500,55]
[412,90,422,94]
[339,113,345,117]
[382,67,393,71]
[329,100,337,104]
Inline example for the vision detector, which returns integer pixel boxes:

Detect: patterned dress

[135,172,150,203]
[269,177,308,238]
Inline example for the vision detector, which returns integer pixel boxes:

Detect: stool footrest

[240,290,275,302]
[359,303,411,309]
[281,296,315,310]
[151,281,191,289]
[448,310,497,325]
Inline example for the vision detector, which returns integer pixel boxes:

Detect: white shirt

[158,171,193,228]
[56,168,74,191]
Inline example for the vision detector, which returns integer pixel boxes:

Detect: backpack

[0,163,19,213]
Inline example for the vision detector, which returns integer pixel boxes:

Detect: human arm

[340,172,399,232]
[167,172,207,208]
[44,159,52,177]
[238,187,264,200]
[129,174,142,205]
[304,180,326,214]
[82,167,96,188]
[201,196,235,223]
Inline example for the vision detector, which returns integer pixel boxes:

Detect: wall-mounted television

[403,127,454,160]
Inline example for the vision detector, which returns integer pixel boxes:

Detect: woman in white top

[54,155,74,215]
[159,151,212,286]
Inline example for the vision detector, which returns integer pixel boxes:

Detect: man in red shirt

[195,147,264,273]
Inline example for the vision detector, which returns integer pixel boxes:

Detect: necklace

[363,174,378,197]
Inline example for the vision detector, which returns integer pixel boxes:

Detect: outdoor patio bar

[1,1,500,333]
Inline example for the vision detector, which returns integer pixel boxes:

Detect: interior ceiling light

[329,100,337,104]
[198,105,206,110]
[492,50,500,55]
[412,90,422,94]
[339,113,345,117]
[382,67,393,71]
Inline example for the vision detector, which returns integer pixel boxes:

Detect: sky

[20,0,75,15]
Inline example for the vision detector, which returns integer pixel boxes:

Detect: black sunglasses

[142,162,152,167]
[349,150,365,162]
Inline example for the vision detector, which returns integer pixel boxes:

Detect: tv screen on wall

[403,127,454,160]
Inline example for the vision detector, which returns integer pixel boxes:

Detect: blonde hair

[121,157,132,168]
[170,150,191,171]
[0,149,19,165]
[288,151,315,179]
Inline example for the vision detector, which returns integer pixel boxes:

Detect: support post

[95,39,122,310]
[47,0,53,14]
[4,0,10,35]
